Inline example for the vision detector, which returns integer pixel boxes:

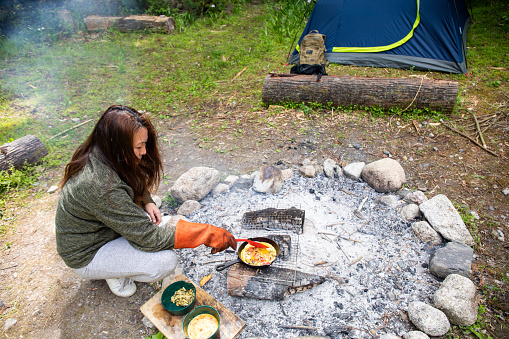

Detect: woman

[55,105,236,297]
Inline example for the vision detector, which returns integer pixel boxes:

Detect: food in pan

[170,287,195,307]
[240,242,277,266]
[187,313,219,339]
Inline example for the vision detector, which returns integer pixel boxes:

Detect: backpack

[290,64,328,81]
[299,30,326,65]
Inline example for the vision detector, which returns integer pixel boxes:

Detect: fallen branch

[441,120,497,156]
[470,110,486,148]
[49,119,93,140]
[280,325,319,331]
[231,67,247,82]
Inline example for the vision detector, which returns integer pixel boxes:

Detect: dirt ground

[1,103,508,338]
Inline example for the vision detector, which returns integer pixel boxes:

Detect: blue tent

[289,0,471,74]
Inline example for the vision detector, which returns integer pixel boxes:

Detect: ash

[175,172,439,338]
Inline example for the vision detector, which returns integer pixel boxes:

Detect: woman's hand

[144,202,161,225]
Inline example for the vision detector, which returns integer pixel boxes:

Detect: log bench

[262,74,458,113]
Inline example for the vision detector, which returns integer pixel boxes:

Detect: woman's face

[133,127,148,160]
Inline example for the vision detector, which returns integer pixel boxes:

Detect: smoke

[0,0,142,41]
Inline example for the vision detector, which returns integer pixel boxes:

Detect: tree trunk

[84,15,175,34]
[0,135,48,171]
[262,74,458,113]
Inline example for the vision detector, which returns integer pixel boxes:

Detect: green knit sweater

[55,149,175,269]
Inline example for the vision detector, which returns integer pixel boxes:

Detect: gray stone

[502,187,509,195]
[223,175,239,186]
[408,301,450,337]
[323,159,338,178]
[492,229,505,242]
[211,183,229,196]
[164,215,188,229]
[299,165,316,178]
[433,274,479,326]
[252,165,283,194]
[379,335,401,339]
[302,158,312,166]
[281,168,294,181]
[400,204,421,220]
[288,337,331,339]
[141,316,155,328]
[429,242,473,278]
[343,162,365,180]
[176,200,201,216]
[419,194,474,246]
[403,331,429,339]
[375,195,404,208]
[397,188,412,199]
[412,221,443,245]
[233,176,253,189]
[47,185,59,194]
[152,195,162,208]
[404,191,428,205]
[3,318,17,331]
[169,167,221,203]
[361,158,406,192]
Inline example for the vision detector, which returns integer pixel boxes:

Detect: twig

[280,325,319,331]
[349,256,363,266]
[470,110,486,147]
[349,219,370,236]
[0,265,18,271]
[400,76,425,113]
[441,120,497,156]
[231,67,247,82]
[341,189,358,196]
[203,260,228,265]
[49,119,93,140]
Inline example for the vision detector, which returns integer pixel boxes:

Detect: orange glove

[174,219,237,254]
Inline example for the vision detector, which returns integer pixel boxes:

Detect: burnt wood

[0,135,48,171]
[227,263,326,300]
[262,74,458,113]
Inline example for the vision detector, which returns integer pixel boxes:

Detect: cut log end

[0,135,48,171]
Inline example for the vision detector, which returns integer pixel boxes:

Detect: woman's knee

[145,250,179,282]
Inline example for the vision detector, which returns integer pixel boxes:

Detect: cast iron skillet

[215,237,279,271]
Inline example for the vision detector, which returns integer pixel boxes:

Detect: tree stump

[84,15,175,34]
[0,135,48,171]
[262,74,458,113]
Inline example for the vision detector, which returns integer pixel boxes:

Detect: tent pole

[285,0,317,65]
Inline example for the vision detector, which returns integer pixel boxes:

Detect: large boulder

[361,158,406,192]
[419,194,474,246]
[433,274,479,326]
[169,167,221,203]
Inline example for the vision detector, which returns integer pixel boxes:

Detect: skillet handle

[216,258,242,271]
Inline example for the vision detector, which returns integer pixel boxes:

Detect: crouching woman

[55,105,236,297]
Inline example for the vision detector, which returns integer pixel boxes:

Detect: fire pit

[174,172,438,338]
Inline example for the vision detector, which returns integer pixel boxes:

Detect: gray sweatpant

[74,236,178,283]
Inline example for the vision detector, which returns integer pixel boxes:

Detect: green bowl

[182,306,220,339]
[161,281,196,316]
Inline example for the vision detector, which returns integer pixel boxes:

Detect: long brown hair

[60,105,162,206]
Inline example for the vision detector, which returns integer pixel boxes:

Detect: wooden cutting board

[140,274,245,339]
